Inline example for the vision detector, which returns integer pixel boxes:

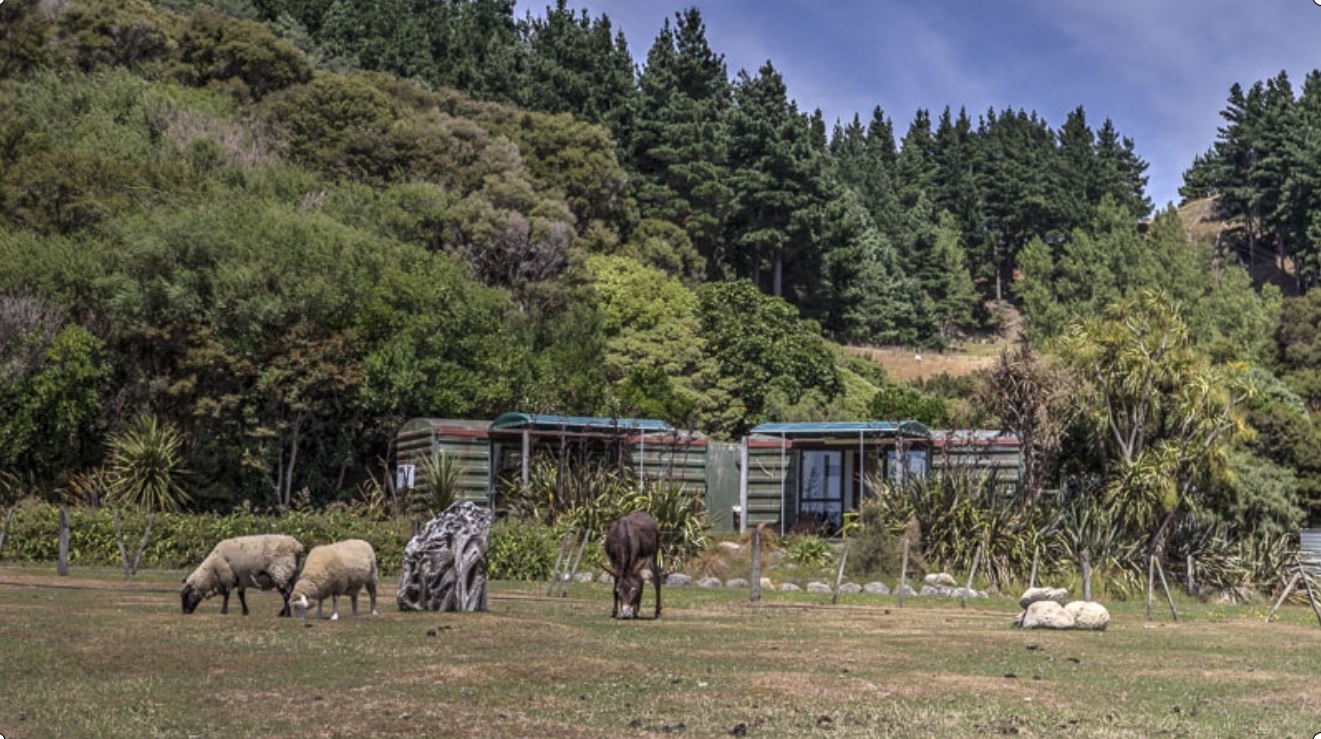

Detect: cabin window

[887,449,928,483]
[799,451,844,531]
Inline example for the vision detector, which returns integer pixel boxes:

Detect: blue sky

[522,0,1321,211]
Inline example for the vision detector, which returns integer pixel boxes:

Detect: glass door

[799,451,843,532]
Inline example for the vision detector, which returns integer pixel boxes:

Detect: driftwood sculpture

[396,501,493,612]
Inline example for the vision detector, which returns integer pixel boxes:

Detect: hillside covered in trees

[1,0,1318,550]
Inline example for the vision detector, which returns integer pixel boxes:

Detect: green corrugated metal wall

[745,442,794,531]
[395,419,492,504]
[704,443,739,532]
[634,436,707,497]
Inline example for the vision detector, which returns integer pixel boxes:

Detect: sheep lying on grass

[181,534,305,616]
[290,538,379,620]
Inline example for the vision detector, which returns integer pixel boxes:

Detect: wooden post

[113,510,131,578]
[1145,553,1154,622]
[57,507,70,577]
[1081,548,1092,602]
[1155,556,1179,622]
[1029,546,1039,589]
[961,544,982,609]
[130,513,155,577]
[1266,572,1300,623]
[1186,554,1196,596]
[0,506,15,561]
[832,542,850,605]
[898,537,909,608]
[547,529,573,596]
[560,530,591,597]
[1295,561,1321,628]
[750,525,762,602]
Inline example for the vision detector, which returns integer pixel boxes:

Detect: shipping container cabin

[929,430,1023,494]
[734,421,932,535]
[485,413,707,512]
[394,418,494,504]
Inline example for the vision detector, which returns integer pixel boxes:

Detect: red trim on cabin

[747,439,796,449]
[430,428,491,439]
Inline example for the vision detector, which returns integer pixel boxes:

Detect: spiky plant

[105,415,189,513]
[414,451,462,517]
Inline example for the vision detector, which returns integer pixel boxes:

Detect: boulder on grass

[1064,600,1110,631]
[1017,600,1076,629]
[1018,587,1069,609]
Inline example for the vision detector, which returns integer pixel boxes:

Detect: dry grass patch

[844,345,998,383]
[3,566,1321,738]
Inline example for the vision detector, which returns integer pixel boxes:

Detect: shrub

[846,512,923,582]
[486,518,563,581]
[0,500,411,574]
[786,534,833,569]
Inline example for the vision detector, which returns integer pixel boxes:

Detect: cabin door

[799,451,844,531]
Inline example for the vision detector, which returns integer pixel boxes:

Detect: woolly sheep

[290,538,379,621]
[181,534,305,617]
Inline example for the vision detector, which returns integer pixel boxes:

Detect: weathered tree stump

[396,501,493,612]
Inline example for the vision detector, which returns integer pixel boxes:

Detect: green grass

[2,565,1320,738]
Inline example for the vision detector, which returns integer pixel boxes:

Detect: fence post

[1145,554,1155,621]
[1081,549,1092,602]
[898,537,909,608]
[1295,559,1321,628]
[961,544,982,610]
[130,513,155,577]
[547,529,573,596]
[1155,556,1179,622]
[832,542,850,605]
[560,530,591,597]
[113,510,131,578]
[57,507,70,577]
[1266,572,1301,623]
[0,506,14,561]
[750,525,762,603]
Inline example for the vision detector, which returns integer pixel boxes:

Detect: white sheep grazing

[290,538,379,621]
[181,534,305,617]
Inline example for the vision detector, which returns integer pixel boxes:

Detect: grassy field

[2,566,1320,738]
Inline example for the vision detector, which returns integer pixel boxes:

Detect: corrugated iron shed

[733,420,932,534]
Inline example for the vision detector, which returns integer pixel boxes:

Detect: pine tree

[1281,71,1321,291]
[975,108,1055,302]
[931,107,983,243]
[1092,119,1153,218]
[929,211,980,340]
[829,107,902,240]
[629,8,733,275]
[520,1,639,144]
[1053,105,1097,235]
[1210,81,1268,264]
[726,61,827,299]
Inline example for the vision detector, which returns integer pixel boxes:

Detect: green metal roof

[748,420,932,438]
[490,412,673,433]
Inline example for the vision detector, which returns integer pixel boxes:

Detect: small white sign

[396,464,416,490]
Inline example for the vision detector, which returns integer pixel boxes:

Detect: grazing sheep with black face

[290,539,379,621]
[181,535,305,617]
